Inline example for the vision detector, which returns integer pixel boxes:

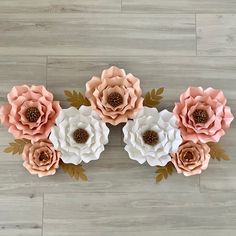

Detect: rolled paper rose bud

[22,139,61,177]
[171,141,211,176]
[0,85,61,141]
[85,66,143,125]
[173,87,234,143]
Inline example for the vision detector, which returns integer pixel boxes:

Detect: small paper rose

[123,107,182,166]
[171,141,210,176]
[173,87,234,143]
[22,139,61,177]
[0,85,61,141]
[85,66,143,125]
[49,106,109,165]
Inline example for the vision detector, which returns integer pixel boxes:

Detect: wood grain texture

[0,0,121,13]
[43,192,236,236]
[0,147,199,194]
[0,193,43,236]
[0,0,236,234]
[122,0,236,13]
[197,14,236,56]
[0,14,195,56]
[47,56,236,101]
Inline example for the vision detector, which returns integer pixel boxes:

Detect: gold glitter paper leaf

[4,139,31,155]
[60,161,88,181]
[207,142,230,161]
[143,88,164,107]
[155,162,174,183]
[64,90,90,109]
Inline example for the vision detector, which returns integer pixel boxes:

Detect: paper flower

[173,87,234,143]
[22,139,61,177]
[49,106,109,165]
[123,107,182,166]
[171,141,211,176]
[85,66,143,125]
[0,85,61,141]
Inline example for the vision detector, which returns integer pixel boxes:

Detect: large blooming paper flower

[123,107,182,166]
[22,139,61,177]
[85,66,143,125]
[171,141,210,176]
[49,106,109,165]
[0,85,61,141]
[173,87,234,143]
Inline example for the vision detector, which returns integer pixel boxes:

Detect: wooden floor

[0,1,236,236]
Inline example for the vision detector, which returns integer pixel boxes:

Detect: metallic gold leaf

[155,162,174,183]
[60,161,88,181]
[207,142,230,161]
[143,88,164,107]
[4,139,31,155]
[64,90,90,109]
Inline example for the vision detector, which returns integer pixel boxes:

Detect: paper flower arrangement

[1,66,234,183]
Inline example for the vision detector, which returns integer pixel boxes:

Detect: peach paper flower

[85,66,143,125]
[22,139,61,177]
[173,87,234,143]
[171,141,210,176]
[0,85,61,141]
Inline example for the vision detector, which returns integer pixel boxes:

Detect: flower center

[142,130,159,146]
[192,109,209,124]
[183,151,194,162]
[107,92,123,108]
[25,107,41,122]
[39,152,50,162]
[73,128,89,144]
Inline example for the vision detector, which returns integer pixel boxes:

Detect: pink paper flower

[0,85,61,141]
[22,139,61,177]
[173,87,234,143]
[85,66,143,125]
[171,141,210,176]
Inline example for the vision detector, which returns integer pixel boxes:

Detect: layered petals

[86,66,143,125]
[22,139,61,177]
[173,87,234,143]
[171,141,211,176]
[0,85,61,141]
[49,106,110,165]
[123,107,182,166]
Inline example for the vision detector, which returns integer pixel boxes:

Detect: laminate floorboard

[0,2,236,236]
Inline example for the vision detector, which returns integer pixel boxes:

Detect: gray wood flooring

[0,1,236,236]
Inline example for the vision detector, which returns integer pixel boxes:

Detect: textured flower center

[25,107,41,122]
[39,152,50,162]
[183,151,194,162]
[192,109,209,124]
[73,128,89,144]
[107,92,123,108]
[142,130,159,146]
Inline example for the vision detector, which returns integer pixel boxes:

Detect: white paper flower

[123,107,182,166]
[49,106,109,165]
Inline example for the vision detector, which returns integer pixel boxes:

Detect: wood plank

[122,0,236,13]
[0,0,121,13]
[43,192,236,236]
[200,130,236,192]
[0,147,199,194]
[197,14,236,56]
[0,193,42,236]
[0,14,195,56]
[47,56,236,100]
